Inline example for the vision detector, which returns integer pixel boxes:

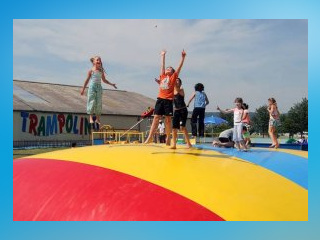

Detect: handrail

[92,131,144,145]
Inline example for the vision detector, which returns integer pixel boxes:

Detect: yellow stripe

[264,147,308,158]
[27,144,308,221]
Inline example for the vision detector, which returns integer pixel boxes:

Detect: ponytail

[101,62,107,74]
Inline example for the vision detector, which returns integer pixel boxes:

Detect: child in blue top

[187,83,209,138]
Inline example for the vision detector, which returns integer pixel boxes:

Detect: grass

[13,147,69,159]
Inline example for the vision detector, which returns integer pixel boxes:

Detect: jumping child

[171,78,192,149]
[144,50,186,145]
[80,56,117,129]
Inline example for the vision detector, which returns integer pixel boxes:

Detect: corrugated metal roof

[13,80,156,116]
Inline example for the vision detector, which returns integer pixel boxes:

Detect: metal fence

[13,140,91,149]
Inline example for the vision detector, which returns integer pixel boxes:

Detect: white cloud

[13,19,307,112]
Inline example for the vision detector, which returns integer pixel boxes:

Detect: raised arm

[102,72,117,89]
[154,78,160,84]
[160,50,166,76]
[217,106,233,114]
[80,70,92,95]
[186,92,195,107]
[176,49,186,76]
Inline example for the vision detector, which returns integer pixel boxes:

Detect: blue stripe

[195,145,308,190]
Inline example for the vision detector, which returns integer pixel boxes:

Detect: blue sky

[13,19,307,112]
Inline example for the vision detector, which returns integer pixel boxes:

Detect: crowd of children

[81,52,281,150]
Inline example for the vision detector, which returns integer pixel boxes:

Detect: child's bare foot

[89,115,94,124]
[186,144,192,149]
[144,139,153,144]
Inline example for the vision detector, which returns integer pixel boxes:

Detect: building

[13,80,156,146]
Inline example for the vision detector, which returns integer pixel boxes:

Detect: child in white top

[217,97,248,151]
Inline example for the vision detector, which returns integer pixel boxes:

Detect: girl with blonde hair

[81,56,117,128]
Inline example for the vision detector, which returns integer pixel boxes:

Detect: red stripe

[13,158,224,221]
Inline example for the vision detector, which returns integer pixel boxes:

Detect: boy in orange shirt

[144,49,186,145]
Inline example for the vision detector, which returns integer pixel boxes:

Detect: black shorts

[172,108,188,129]
[154,98,173,116]
[219,137,231,143]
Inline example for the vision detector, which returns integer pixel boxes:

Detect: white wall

[13,111,144,141]
[13,111,192,142]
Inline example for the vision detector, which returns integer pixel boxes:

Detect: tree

[277,113,287,136]
[251,105,269,137]
[205,123,230,135]
[219,112,233,128]
[282,98,308,138]
[281,116,297,138]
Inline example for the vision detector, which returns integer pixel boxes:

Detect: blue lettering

[46,115,58,136]
[21,112,29,132]
[73,116,79,134]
